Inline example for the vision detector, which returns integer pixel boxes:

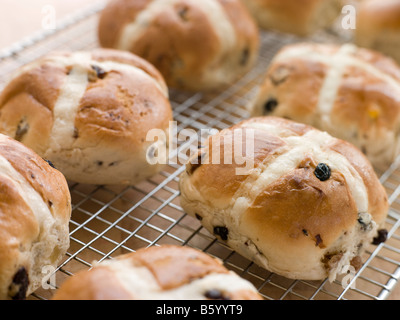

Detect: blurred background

[0,0,101,48]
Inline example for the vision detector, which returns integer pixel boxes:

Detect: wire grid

[0,2,399,301]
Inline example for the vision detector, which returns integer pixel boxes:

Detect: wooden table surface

[0,0,399,300]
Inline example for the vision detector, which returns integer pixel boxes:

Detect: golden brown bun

[249,42,400,169]
[240,0,342,36]
[355,0,400,64]
[179,116,388,281]
[98,0,259,91]
[0,134,71,300]
[52,245,263,300]
[0,48,173,185]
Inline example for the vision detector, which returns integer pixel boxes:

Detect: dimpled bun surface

[0,134,71,300]
[52,245,263,300]
[0,48,173,185]
[179,116,389,281]
[98,0,259,91]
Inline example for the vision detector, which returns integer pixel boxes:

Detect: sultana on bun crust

[249,42,400,169]
[52,245,263,300]
[179,116,388,281]
[0,48,173,185]
[98,0,259,91]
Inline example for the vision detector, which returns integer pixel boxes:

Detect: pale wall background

[0,0,101,48]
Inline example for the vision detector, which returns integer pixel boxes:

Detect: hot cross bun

[98,0,259,91]
[249,43,400,169]
[179,116,388,281]
[0,48,172,185]
[0,134,70,299]
[52,245,262,300]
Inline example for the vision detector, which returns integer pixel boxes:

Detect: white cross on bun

[249,42,400,169]
[0,134,71,300]
[0,48,173,185]
[52,245,263,300]
[179,116,389,281]
[98,0,260,91]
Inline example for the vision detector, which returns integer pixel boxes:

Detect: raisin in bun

[0,134,71,300]
[179,116,388,281]
[356,0,400,65]
[98,0,259,91]
[52,245,262,300]
[249,43,400,169]
[0,48,172,185]
[240,0,341,36]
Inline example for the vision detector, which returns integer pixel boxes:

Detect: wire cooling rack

[0,1,399,301]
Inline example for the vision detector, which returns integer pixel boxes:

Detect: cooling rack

[0,1,399,301]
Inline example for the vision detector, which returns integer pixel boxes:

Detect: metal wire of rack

[0,1,399,301]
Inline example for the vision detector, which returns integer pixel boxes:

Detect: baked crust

[240,0,342,36]
[250,43,400,169]
[52,245,263,300]
[179,116,388,280]
[357,0,400,31]
[355,0,400,64]
[0,134,71,299]
[98,0,259,91]
[0,48,173,185]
